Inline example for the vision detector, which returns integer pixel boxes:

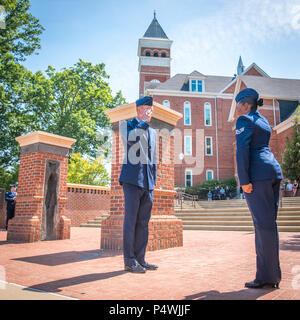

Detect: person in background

[207,190,212,202]
[5,184,17,230]
[240,186,245,199]
[286,180,293,193]
[292,180,298,197]
[220,187,225,200]
[235,88,282,289]
[213,186,219,200]
[280,181,286,198]
[225,186,231,200]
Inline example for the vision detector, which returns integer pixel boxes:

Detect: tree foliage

[0,0,44,170]
[67,153,110,186]
[281,119,300,182]
[0,1,126,170]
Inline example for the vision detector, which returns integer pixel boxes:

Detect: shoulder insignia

[236,127,245,135]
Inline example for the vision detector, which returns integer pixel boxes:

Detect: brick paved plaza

[0,228,300,300]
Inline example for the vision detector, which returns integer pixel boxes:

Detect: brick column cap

[105,101,182,126]
[16,131,76,149]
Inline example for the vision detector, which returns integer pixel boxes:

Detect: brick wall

[153,95,235,185]
[65,184,110,227]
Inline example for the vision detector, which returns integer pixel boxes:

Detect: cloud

[171,0,300,76]
[107,0,300,102]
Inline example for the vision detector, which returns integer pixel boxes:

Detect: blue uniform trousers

[122,183,153,266]
[244,179,282,283]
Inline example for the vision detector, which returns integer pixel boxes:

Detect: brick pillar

[7,131,76,242]
[101,102,183,251]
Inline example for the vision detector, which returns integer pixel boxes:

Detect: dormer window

[190,79,204,92]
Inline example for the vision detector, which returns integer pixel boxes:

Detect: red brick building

[138,14,300,188]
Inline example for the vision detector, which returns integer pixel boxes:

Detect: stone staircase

[175,198,300,232]
[80,212,110,228]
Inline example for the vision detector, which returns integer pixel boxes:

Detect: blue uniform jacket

[119,117,157,191]
[235,110,283,185]
[5,191,17,211]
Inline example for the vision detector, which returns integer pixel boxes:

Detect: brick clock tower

[138,12,173,97]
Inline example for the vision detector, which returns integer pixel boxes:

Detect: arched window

[153,52,159,57]
[204,102,212,126]
[163,100,170,108]
[184,101,191,126]
[206,170,214,181]
[161,52,167,58]
[145,51,151,56]
[150,79,160,83]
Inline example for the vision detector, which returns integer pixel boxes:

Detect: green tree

[0,164,18,190]
[67,153,110,186]
[281,119,300,182]
[0,0,44,171]
[0,0,44,61]
[25,60,126,158]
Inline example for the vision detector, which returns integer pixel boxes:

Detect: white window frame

[189,79,205,92]
[184,101,191,126]
[184,136,192,156]
[185,169,193,187]
[204,102,212,126]
[205,136,213,156]
[163,100,170,108]
[206,170,214,181]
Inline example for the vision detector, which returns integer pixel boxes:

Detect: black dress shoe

[245,279,280,289]
[124,262,146,273]
[139,262,158,270]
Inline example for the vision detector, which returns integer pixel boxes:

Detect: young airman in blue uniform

[235,88,283,289]
[5,184,17,230]
[119,96,158,273]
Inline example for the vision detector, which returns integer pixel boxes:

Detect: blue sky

[23,0,300,102]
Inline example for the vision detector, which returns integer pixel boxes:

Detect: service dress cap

[136,96,153,107]
[235,88,259,103]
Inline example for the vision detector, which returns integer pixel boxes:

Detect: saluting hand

[242,183,253,194]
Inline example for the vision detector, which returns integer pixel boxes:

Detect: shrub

[185,177,237,200]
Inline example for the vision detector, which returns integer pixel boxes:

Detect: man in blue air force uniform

[5,184,17,230]
[119,96,158,273]
[235,88,283,289]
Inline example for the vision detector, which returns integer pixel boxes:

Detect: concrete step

[175,207,300,213]
[182,225,300,232]
[176,215,300,221]
[80,214,110,228]
[182,220,300,226]
[80,223,101,228]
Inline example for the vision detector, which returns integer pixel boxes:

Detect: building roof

[188,70,206,78]
[152,73,233,93]
[143,13,168,39]
[239,75,300,100]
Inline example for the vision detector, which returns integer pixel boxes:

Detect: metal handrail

[176,192,198,209]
